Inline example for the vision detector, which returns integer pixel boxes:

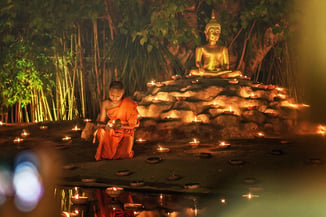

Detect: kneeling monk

[94,81,139,160]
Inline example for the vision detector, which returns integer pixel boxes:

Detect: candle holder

[20,129,30,137]
[115,169,131,176]
[105,187,124,198]
[146,157,161,164]
[62,210,79,217]
[40,125,48,130]
[228,79,239,84]
[72,125,81,132]
[157,145,170,153]
[184,183,200,189]
[13,137,24,144]
[135,138,147,144]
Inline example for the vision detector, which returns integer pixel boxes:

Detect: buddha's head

[204,10,221,43]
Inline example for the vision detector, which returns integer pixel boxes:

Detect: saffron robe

[95,97,139,160]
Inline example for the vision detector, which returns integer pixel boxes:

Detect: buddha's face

[206,26,221,43]
[109,88,124,103]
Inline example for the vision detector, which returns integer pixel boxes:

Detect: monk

[190,10,241,78]
[94,81,139,160]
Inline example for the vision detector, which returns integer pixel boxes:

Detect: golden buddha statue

[190,11,241,78]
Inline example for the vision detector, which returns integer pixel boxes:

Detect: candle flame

[317,125,326,136]
[74,194,79,199]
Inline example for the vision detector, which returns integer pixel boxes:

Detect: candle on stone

[72,125,81,131]
[189,138,200,147]
[71,194,88,204]
[249,93,258,99]
[152,97,162,103]
[191,79,199,84]
[228,78,239,84]
[62,210,79,217]
[40,125,48,130]
[146,80,156,87]
[105,186,124,197]
[84,119,92,122]
[192,116,202,123]
[223,106,234,115]
[13,137,24,144]
[255,132,265,138]
[218,141,230,148]
[242,193,259,199]
[20,129,30,137]
[157,145,170,153]
[62,136,71,141]
[136,138,146,143]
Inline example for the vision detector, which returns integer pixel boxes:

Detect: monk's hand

[112,119,122,130]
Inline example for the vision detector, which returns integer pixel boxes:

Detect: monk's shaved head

[109,81,124,90]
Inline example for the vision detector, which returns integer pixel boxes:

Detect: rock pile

[133,76,308,142]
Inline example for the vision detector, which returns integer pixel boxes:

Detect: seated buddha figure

[190,11,241,78]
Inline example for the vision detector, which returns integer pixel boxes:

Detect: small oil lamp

[83,118,92,122]
[135,138,146,143]
[72,125,81,131]
[192,116,202,123]
[239,75,250,80]
[218,141,230,148]
[185,73,192,78]
[189,138,200,148]
[13,137,24,144]
[242,192,259,199]
[62,136,72,141]
[249,93,259,99]
[105,186,124,198]
[146,80,156,87]
[223,106,234,115]
[228,78,239,84]
[191,79,199,84]
[317,125,326,136]
[71,194,88,204]
[0,121,4,126]
[20,129,30,137]
[151,97,162,103]
[247,105,257,110]
[157,145,170,153]
[171,74,181,80]
[40,125,48,130]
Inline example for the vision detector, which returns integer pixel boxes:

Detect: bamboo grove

[0,0,299,123]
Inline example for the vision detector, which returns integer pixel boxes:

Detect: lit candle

[62,210,79,217]
[146,80,156,87]
[228,78,239,84]
[13,137,24,144]
[189,138,200,147]
[0,121,4,126]
[220,198,226,204]
[62,136,71,141]
[246,105,257,110]
[157,145,170,153]
[191,79,199,84]
[71,194,88,204]
[249,93,258,99]
[135,138,146,143]
[223,106,234,115]
[20,129,30,137]
[152,97,162,103]
[242,193,259,199]
[255,132,265,138]
[84,119,92,122]
[105,186,124,197]
[40,125,48,130]
[240,75,250,80]
[192,116,202,123]
[172,74,181,80]
[218,141,230,148]
[317,125,326,136]
[72,125,81,131]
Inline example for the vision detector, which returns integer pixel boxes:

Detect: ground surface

[1,120,326,216]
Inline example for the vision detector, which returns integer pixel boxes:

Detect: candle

[40,125,48,130]
[228,78,239,84]
[249,93,259,99]
[62,210,79,217]
[240,75,250,80]
[0,121,4,126]
[223,106,234,115]
[13,137,24,144]
[84,118,92,122]
[152,97,162,103]
[157,145,170,153]
[72,125,81,131]
[71,194,88,204]
[62,136,71,141]
[105,186,124,197]
[189,138,200,147]
[171,74,181,80]
[191,79,199,84]
[192,116,202,123]
[218,141,230,148]
[186,73,192,78]
[242,193,259,199]
[246,105,257,110]
[135,138,146,143]
[255,132,265,138]
[20,129,30,137]
[146,80,156,87]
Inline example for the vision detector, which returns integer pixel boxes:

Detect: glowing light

[71,194,88,204]
[20,129,30,137]
[39,125,48,130]
[317,125,326,136]
[228,78,239,84]
[72,125,81,131]
[189,138,200,147]
[147,80,156,87]
[242,192,259,199]
[105,186,124,197]
[0,121,4,126]
[255,132,265,138]
[157,145,170,153]
[220,198,226,204]
[83,119,92,122]
[13,137,24,144]
[192,116,202,123]
[62,136,71,141]
[218,141,230,148]
[135,138,146,143]
[152,97,162,103]
[223,106,234,115]
[191,79,199,84]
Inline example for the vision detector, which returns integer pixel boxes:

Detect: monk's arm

[98,101,109,123]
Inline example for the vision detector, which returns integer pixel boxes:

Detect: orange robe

[95,97,138,160]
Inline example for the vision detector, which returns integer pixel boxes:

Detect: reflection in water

[55,186,231,217]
